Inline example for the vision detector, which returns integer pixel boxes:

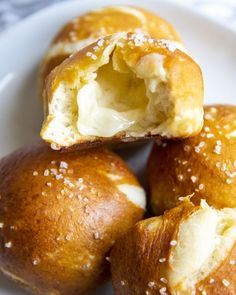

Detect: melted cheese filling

[46,38,96,59]
[44,45,176,146]
[167,204,236,293]
[77,53,169,137]
[117,184,146,209]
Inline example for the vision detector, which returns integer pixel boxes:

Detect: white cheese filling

[77,53,169,137]
[46,38,96,59]
[117,184,146,209]
[42,36,200,147]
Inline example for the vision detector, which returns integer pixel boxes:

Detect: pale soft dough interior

[45,49,172,146]
[167,202,236,293]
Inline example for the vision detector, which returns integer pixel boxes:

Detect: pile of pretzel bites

[0,6,236,295]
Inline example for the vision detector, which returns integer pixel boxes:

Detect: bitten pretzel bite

[40,5,184,87]
[0,143,145,295]
[148,104,236,215]
[41,33,203,150]
[111,200,236,295]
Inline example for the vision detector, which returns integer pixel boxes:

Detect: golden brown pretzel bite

[148,104,236,215]
[41,33,203,150]
[111,200,236,295]
[0,143,145,295]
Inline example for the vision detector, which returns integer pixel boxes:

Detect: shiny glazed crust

[40,5,183,87]
[110,201,236,295]
[0,143,145,295]
[148,104,236,215]
[40,33,203,150]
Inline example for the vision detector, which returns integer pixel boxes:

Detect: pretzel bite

[40,5,184,87]
[41,33,203,150]
[148,104,236,215]
[0,143,145,295]
[111,200,236,295]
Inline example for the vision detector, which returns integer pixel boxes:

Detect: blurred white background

[0,0,236,32]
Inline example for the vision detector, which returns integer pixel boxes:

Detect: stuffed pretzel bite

[111,200,236,295]
[41,33,204,150]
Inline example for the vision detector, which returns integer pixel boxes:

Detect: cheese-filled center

[77,52,169,137]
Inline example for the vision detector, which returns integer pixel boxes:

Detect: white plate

[0,0,235,294]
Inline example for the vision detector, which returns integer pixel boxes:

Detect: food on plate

[41,32,203,150]
[0,143,145,295]
[148,104,236,215]
[40,5,184,88]
[110,200,236,295]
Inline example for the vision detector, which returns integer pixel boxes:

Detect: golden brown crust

[40,5,183,86]
[41,33,203,150]
[41,54,68,99]
[110,201,236,295]
[45,34,188,98]
[49,134,194,153]
[0,143,144,295]
[52,6,181,43]
[148,104,236,215]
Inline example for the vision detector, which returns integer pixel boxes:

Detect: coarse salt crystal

[214,145,221,155]
[177,175,183,181]
[199,184,204,190]
[148,281,156,288]
[170,240,177,246]
[160,277,167,284]
[159,257,166,263]
[44,169,49,176]
[222,279,230,287]
[51,143,60,150]
[60,161,68,169]
[191,176,197,183]
[159,287,167,295]
[5,241,12,248]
